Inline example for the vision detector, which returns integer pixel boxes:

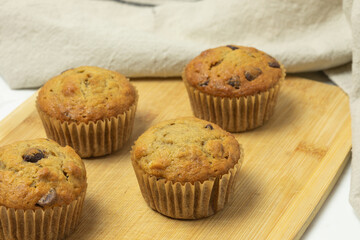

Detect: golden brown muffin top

[183,45,284,97]
[0,139,87,209]
[37,66,137,123]
[131,117,242,183]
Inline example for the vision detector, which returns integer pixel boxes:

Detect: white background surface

[0,75,360,239]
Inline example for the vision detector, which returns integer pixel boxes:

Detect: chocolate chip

[226,45,239,50]
[205,124,213,130]
[36,188,57,207]
[199,80,209,87]
[63,170,69,180]
[245,72,254,81]
[227,76,241,89]
[268,61,280,68]
[209,59,223,69]
[23,149,46,163]
[245,68,262,81]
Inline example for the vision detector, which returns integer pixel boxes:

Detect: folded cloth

[0,0,351,89]
[344,0,360,218]
[1,0,360,219]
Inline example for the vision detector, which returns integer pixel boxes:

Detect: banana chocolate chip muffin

[131,117,243,219]
[183,45,285,132]
[37,66,138,158]
[0,138,87,240]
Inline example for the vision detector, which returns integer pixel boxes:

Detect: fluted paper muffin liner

[132,148,243,219]
[183,65,285,132]
[36,92,138,158]
[0,191,86,240]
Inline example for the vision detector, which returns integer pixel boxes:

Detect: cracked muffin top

[37,66,137,123]
[0,138,87,209]
[131,117,242,183]
[183,45,285,97]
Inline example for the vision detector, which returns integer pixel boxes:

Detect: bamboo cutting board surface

[0,77,351,240]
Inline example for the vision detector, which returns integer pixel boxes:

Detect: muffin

[131,117,243,219]
[0,138,87,240]
[37,66,138,158]
[182,45,286,132]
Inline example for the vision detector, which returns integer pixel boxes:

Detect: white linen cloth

[345,0,360,218]
[1,0,360,218]
[0,0,352,88]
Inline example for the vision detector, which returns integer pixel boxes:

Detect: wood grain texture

[0,77,351,240]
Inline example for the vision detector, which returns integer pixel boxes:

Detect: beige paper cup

[36,93,138,158]
[132,147,243,219]
[0,191,86,240]
[183,65,285,132]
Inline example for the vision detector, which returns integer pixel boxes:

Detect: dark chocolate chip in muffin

[205,124,213,130]
[226,45,239,50]
[36,188,57,207]
[210,59,223,69]
[245,68,262,81]
[23,148,46,163]
[227,76,241,89]
[199,80,209,87]
[268,61,280,68]
[63,170,69,180]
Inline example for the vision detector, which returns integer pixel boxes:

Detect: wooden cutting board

[0,76,351,240]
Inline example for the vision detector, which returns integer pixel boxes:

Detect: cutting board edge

[295,150,351,240]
